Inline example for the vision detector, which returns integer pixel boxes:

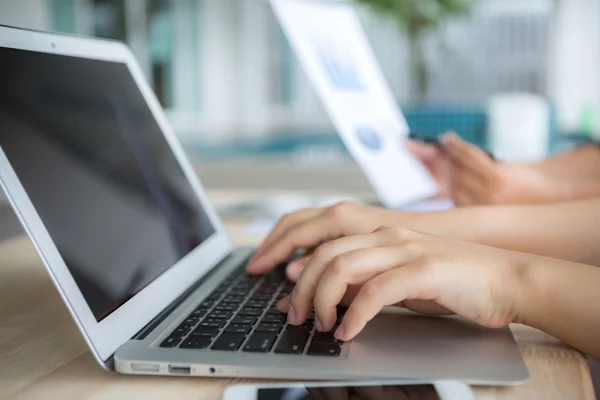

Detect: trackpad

[346,308,526,382]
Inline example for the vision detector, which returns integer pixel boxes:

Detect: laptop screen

[0,47,216,321]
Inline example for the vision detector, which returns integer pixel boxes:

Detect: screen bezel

[222,380,476,400]
[0,25,233,366]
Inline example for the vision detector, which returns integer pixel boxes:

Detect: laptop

[0,25,528,384]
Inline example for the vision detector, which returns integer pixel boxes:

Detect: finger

[441,133,496,180]
[247,208,322,269]
[335,262,434,341]
[277,294,291,312]
[247,214,342,274]
[286,256,309,282]
[405,138,440,163]
[288,232,393,326]
[314,246,422,331]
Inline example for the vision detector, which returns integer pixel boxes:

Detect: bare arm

[532,144,600,181]
[400,198,600,266]
[248,198,600,276]
[517,255,600,359]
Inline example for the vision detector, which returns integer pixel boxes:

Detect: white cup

[487,93,550,162]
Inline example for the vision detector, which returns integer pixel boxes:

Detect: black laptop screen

[0,46,216,321]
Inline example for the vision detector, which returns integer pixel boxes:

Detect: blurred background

[0,0,599,194]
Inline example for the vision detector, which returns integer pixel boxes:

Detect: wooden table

[0,196,596,399]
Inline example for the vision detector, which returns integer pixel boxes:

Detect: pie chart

[355,127,382,151]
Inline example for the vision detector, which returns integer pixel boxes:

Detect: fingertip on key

[334,324,346,341]
[277,296,291,312]
[315,317,324,332]
[287,305,299,325]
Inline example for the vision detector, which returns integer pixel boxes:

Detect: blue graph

[316,45,365,91]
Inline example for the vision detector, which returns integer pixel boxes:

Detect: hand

[406,138,451,198]
[246,202,408,280]
[277,226,527,341]
[440,133,558,206]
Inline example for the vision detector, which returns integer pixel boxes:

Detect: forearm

[398,198,600,266]
[517,256,600,359]
[555,179,600,202]
[534,144,600,180]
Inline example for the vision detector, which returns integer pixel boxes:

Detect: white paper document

[270,0,437,207]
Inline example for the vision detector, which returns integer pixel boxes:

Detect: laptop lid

[0,26,233,367]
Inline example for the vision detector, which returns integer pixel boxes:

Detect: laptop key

[215,303,237,311]
[255,323,282,333]
[208,310,233,319]
[261,280,281,289]
[251,293,273,301]
[256,284,277,294]
[198,301,215,309]
[160,336,182,348]
[307,342,342,357]
[312,331,343,344]
[243,332,278,353]
[274,326,310,354]
[266,267,286,282]
[299,321,314,331]
[173,326,192,336]
[190,326,220,338]
[212,333,245,351]
[231,316,258,325]
[266,307,285,316]
[234,283,255,291]
[180,337,212,349]
[228,289,250,297]
[192,308,209,317]
[199,319,227,329]
[276,292,290,300]
[238,308,263,317]
[223,295,246,303]
[225,324,252,335]
[261,315,286,324]
[246,300,269,309]
[178,320,197,329]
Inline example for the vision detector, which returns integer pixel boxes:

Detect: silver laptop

[0,25,528,385]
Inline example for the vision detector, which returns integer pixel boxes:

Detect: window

[50,0,201,111]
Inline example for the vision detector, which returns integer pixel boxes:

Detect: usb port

[168,365,191,375]
[131,363,159,373]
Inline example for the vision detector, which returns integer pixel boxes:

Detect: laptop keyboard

[159,265,344,357]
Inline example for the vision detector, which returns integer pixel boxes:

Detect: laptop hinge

[133,252,242,340]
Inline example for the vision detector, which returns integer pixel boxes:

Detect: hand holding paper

[271,0,437,207]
